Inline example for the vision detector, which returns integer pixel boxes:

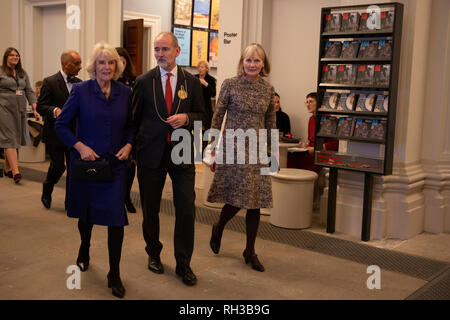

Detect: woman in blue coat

[55,42,134,298]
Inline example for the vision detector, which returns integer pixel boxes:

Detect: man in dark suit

[37,50,82,209]
[131,32,205,286]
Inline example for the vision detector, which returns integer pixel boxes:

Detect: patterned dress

[207,76,276,209]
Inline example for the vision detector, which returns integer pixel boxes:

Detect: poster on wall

[173,0,193,26]
[173,27,191,67]
[209,0,220,30]
[192,0,211,29]
[191,29,209,67]
[209,32,218,68]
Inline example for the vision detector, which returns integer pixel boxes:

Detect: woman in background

[0,47,39,183]
[195,60,216,151]
[116,47,137,213]
[287,92,338,173]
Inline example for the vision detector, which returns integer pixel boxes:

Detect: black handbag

[72,158,114,182]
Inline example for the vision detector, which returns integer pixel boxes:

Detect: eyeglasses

[304,100,316,105]
[8,54,20,58]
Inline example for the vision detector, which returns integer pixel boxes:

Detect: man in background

[37,50,82,209]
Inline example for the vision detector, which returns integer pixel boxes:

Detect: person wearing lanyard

[131,32,205,286]
[0,47,39,183]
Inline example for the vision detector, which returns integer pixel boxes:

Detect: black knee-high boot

[243,209,264,272]
[210,204,241,254]
[107,226,125,298]
[77,219,93,272]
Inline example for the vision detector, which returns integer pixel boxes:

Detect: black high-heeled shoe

[243,250,265,272]
[210,224,222,254]
[4,170,12,179]
[13,173,21,184]
[107,272,125,298]
[76,246,90,272]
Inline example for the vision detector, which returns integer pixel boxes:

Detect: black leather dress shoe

[41,194,52,209]
[148,257,164,274]
[175,265,197,286]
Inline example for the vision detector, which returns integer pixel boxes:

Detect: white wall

[269,0,340,140]
[42,4,66,79]
[123,0,172,33]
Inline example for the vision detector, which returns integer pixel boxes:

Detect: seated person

[274,92,291,136]
[287,92,338,174]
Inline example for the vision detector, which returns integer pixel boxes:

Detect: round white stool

[270,168,318,229]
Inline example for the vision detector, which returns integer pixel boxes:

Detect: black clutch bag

[72,158,114,182]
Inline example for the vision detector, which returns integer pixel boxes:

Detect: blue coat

[55,80,134,226]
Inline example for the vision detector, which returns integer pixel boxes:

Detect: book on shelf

[337,92,357,111]
[321,64,338,83]
[336,117,355,137]
[320,91,340,110]
[324,13,342,32]
[356,64,375,86]
[374,64,390,86]
[368,119,387,140]
[381,11,395,31]
[355,93,376,112]
[341,12,360,32]
[323,41,343,58]
[373,94,389,113]
[340,41,360,59]
[353,118,372,138]
[318,116,339,136]
[377,40,392,59]
[358,40,379,59]
[342,64,357,84]
[359,11,381,32]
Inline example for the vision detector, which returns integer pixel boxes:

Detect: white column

[421,0,450,234]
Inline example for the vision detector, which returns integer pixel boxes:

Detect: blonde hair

[86,41,124,80]
[237,43,271,77]
[197,60,209,72]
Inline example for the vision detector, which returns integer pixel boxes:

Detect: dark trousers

[43,143,70,204]
[137,145,196,268]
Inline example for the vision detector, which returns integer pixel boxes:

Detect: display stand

[316,3,403,241]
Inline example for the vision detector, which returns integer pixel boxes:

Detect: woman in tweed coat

[207,43,276,272]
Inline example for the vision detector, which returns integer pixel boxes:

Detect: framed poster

[209,31,218,68]
[191,29,209,67]
[173,0,192,26]
[210,0,220,30]
[173,27,191,67]
[192,0,211,29]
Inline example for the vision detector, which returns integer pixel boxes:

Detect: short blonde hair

[197,60,209,72]
[86,42,124,80]
[237,43,270,77]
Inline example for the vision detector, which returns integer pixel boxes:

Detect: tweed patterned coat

[207,76,276,209]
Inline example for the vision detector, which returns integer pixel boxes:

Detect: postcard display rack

[315,3,403,241]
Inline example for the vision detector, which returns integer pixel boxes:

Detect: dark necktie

[166,73,173,142]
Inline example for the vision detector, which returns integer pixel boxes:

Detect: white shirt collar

[60,70,69,82]
[159,65,178,78]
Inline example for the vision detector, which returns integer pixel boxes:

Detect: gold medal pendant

[178,85,188,100]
